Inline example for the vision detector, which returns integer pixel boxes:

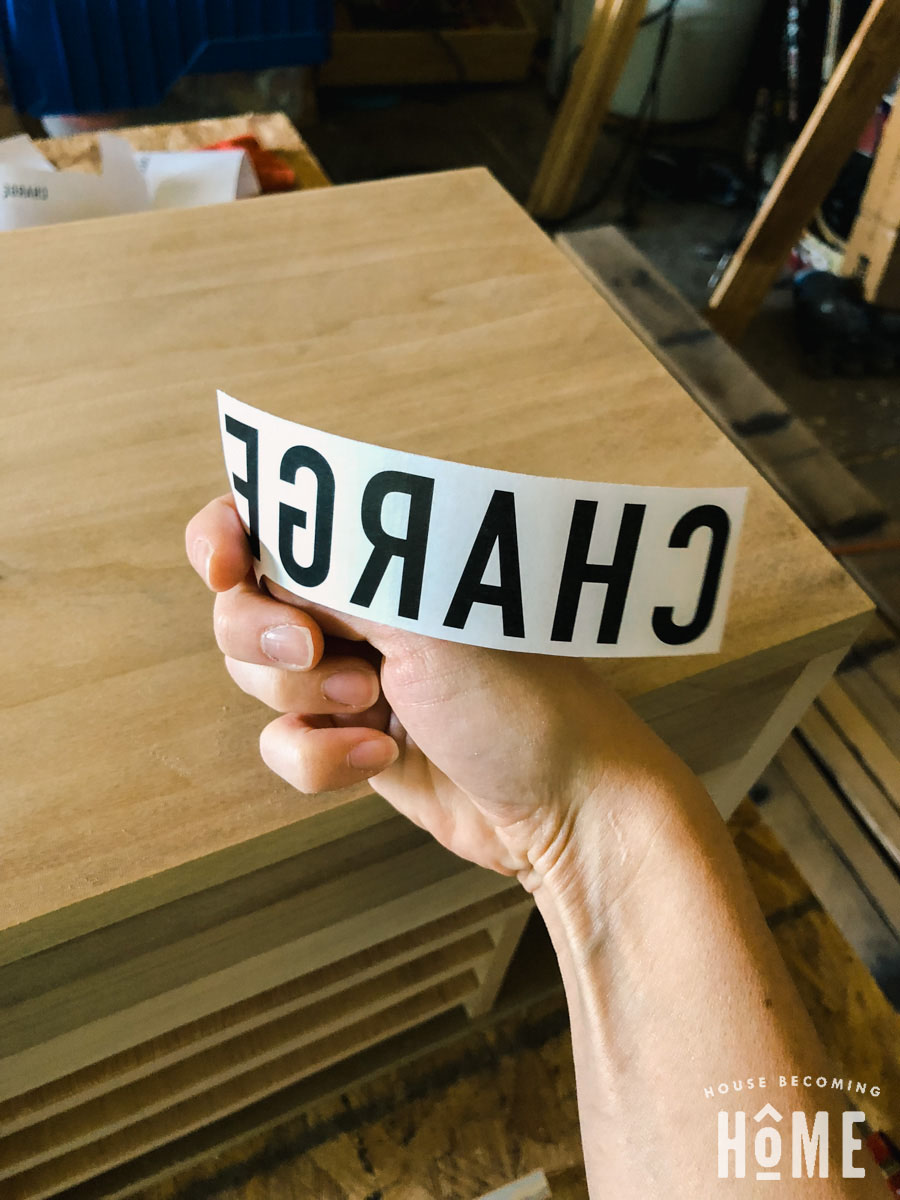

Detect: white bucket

[561,0,767,123]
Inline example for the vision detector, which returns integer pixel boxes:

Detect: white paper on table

[0,132,150,229]
[0,134,56,171]
[218,392,748,658]
[133,148,260,209]
[0,133,259,230]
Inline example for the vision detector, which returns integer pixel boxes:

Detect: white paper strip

[218,392,747,658]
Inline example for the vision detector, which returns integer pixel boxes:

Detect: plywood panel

[0,168,871,965]
[4,976,479,1200]
[0,849,512,1104]
[0,892,528,1136]
[0,937,494,1177]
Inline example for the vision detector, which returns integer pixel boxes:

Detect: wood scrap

[706,0,900,342]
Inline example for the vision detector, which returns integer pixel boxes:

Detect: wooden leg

[706,0,900,343]
[527,0,647,221]
[464,905,532,1018]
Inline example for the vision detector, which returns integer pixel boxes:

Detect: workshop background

[1,2,899,1198]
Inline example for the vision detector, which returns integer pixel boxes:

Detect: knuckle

[212,601,234,652]
[268,671,299,712]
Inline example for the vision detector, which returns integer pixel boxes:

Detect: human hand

[186,495,695,895]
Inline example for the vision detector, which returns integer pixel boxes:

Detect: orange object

[203,135,297,193]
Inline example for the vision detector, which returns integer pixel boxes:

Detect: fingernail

[192,537,213,586]
[348,738,398,773]
[322,670,380,708]
[260,624,315,670]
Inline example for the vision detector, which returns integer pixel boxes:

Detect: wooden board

[0,891,527,1138]
[527,0,647,220]
[0,941,493,1178]
[843,99,900,307]
[757,759,900,1003]
[0,167,872,964]
[706,0,900,341]
[776,737,900,938]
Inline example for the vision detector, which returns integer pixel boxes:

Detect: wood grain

[528,0,647,219]
[0,168,871,961]
[0,938,494,1178]
[0,892,528,1137]
[5,975,480,1200]
[706,0,900,341]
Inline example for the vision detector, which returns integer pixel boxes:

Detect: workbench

[0,120,872,1199]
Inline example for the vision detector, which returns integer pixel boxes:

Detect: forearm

[535,773,882,1197]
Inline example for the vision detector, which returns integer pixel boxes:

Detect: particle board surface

[0,167,871,959]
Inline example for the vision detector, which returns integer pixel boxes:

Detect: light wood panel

[0,849,510,1104]
[0,157,877,1199]
[777,737,900,936]
[0,891,528,1137]
[0,168,871,963]
[527,0,647,219]
[0,937,494,1178]
[4,975,480,1200]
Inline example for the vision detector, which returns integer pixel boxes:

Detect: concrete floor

[301,81,900,522]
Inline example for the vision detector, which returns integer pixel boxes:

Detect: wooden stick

[706,0,900,342]
[527,0,647,220]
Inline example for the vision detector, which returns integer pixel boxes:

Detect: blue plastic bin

[0,1,334,117]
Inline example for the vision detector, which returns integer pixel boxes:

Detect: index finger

[185,494,253,592]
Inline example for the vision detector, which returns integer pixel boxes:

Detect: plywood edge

[0,793,394,967]
[0,939,494,1177]
[0,892,528,1135]
[5,976,480,1200]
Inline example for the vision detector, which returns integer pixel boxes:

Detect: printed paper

[0,133,260,231]
[133,148,260,208]
[218,392,747,658]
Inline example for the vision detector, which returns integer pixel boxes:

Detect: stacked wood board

[0,166,872,1197]
[762,616,900,998]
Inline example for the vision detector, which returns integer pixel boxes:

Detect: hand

[186,496,694,894]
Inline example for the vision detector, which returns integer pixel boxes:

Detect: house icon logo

[718,1102,869,1180]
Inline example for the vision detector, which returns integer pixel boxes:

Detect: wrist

[530,761,720,961]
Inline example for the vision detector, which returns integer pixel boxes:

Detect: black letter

[652,504,730,645]
[350,471,434,618]
[224,415,260,558]
[551,501,645,644]
[278,446,335,587]
[444,490,525,637]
